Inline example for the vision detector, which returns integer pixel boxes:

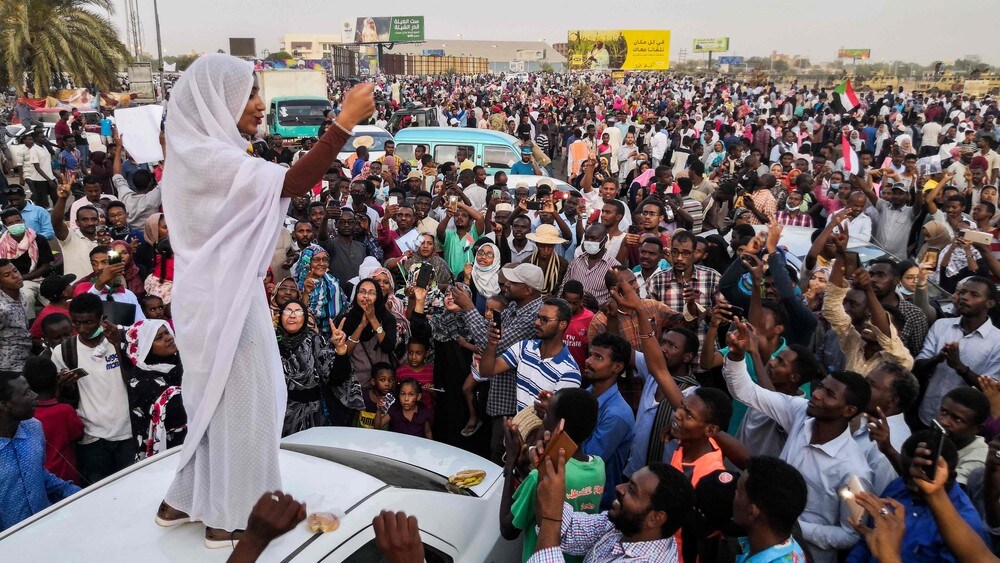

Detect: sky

[110,0,1000,65]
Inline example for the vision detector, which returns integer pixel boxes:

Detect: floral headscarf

[125,319,175,374]
[292,244,346,332]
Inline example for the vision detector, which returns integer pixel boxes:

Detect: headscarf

[124,319,176,374]
[917,221,952,263]
[896,134,915,155]
[293,244,346,329]
[370,266,410,347]
[339,277,389,341]
[144,213,163,244]
[0,226,39,270]
[352,161,373,183]
[110,239,144,297]
[471,242,502,298]
[161,54,291,471]
[275,298,312,355]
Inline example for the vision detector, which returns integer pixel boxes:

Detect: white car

[5,123,107,155]
[0,427,518,562]
[505,174,574,198]
[337,125,393,166]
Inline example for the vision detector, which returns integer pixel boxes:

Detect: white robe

[161,54,289,531]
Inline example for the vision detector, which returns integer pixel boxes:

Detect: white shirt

[53,338,132,444]
[852,412,911,495]
[917,317,1000,425]
[921,121,942,147]
[25,145,54,182]
[650,131,668,160]
[723,357,871,563]
[57,228,98,280]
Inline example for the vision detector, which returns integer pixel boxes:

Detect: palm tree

[0,0,131,95]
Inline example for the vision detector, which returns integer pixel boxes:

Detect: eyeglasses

[536,315,560,324]
[357,290,378,298]
[311,256,330,263]
[282,309,306,317]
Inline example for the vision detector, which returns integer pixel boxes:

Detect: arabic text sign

[838,49,871,59]
[353,16,424,43]
[692,37,729,52]
[567,30,671,71]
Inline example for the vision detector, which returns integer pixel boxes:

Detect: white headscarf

[161,54,289,472]
[472,242,502,298]
[125,319,175,374]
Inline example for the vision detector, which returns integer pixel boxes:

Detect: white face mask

[582,237,606,256]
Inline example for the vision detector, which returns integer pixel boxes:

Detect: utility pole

[152,0,165,101]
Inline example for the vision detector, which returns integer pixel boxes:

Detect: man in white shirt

[852,361,919,495]
[460,167,487,211]
[22,134,56,209]
[53,293,134,485]
[50,181,99,280]
[722,320,873,563]
[649,123,668,168]
[920,118,943,157]
[769,130,799,165]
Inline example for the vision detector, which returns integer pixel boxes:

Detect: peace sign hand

[330,318,348,352]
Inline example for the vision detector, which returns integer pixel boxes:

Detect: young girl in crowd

[460,294,508,437]
[396,338,435,419]
[387,378,433,440]
[359,362,396,430]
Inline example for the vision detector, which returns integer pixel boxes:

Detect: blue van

[392,127,544,177]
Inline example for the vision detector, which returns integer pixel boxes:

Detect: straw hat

[352,135,375,149]
[526,224,568,245]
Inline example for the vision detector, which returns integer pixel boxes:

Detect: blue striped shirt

[500,339,582,411]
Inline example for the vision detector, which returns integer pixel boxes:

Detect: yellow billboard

[567,30,671,71]
[692,37,729,52]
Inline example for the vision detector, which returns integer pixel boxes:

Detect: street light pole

[152,0,164,101]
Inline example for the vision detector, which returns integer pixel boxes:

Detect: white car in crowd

[505,174,574,197]
[0,427,518,562]
[336,125,393,165]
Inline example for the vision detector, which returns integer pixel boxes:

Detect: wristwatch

[375,325,384,335]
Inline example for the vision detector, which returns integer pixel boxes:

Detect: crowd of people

[3,68,1000,562]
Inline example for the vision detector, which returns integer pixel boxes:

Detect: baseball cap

[39,274,76,301]
[1,184,25,195]
[503,263,545,292]
[520,146,533,155]
[888,182,908,192]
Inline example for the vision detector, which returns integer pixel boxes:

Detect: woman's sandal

[154,501,190,527]
[204,527,244,549]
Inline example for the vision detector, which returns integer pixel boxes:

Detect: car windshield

[344,132,393,152]
[276,100,330,125]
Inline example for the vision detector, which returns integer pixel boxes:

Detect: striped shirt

[535,134,551,156]
[560,253,621,304]
[681,196,704,234]
[500,339,582,412]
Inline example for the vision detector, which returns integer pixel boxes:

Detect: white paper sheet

[114,105,164,164]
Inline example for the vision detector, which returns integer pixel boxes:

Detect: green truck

[254,69,332,143]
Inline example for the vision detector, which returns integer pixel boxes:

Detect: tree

[772,60,790,73]
[0,0,131,95]
[266,51,292,62]
[175,53,199,72]
[540,62,554,73]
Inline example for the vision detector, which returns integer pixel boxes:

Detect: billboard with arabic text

[567,30,670,71]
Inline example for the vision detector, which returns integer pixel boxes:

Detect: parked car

[386,108,439,135]
[392,127,543,179]
[0,427,518,562]
[336,125,393,165]
[701,224,954,314]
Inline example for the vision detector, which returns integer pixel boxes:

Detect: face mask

[829,183,841,191]
[582,238,605,255]
[898,286,914,297]
[89,325,104,339]
[787,202,806,212]
[6,223,26,237]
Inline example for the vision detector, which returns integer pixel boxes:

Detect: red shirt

[33,399,85,483]
[564,308,596,370]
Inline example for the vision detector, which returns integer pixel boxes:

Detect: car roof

[348,125,391,136]
[506,175,574,195]
[393,126,521,146]
[0,428,500,563]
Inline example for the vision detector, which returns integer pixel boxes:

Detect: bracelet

[540,516,562,523]
[638,330,655,340]
[347,336,360,344]
[332,120,352,136]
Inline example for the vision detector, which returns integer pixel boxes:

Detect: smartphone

[69,367,89,378]
[415,264,433,289]
[840,474,866,524]
[388,196,398,207]
[525,201,542,211]
[923,247,940,266]
[727,304,745,319]
[588,208,601,223]
[844,251,861,277]
[443,171,457,183]
[960,229,992,246]
[538,429,579,477]
[628,225,640,235]
[448,195,459,206]
[925,420,948,481]
[107,250,122,265]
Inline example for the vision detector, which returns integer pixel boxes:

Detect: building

[280,34,343,60]
[278,35,565,73]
